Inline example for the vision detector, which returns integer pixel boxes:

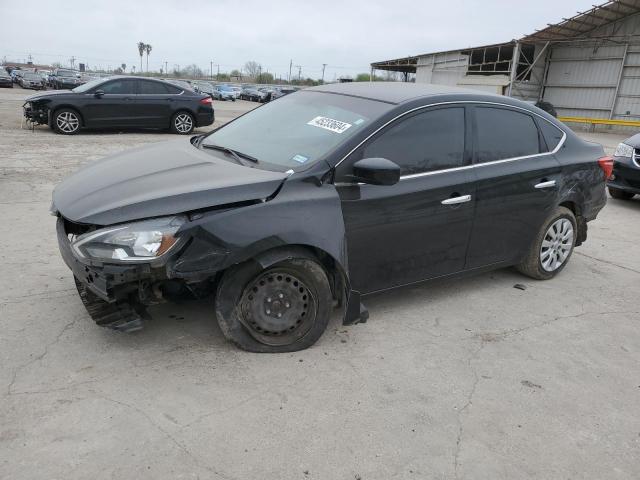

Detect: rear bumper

[196,109,214,127]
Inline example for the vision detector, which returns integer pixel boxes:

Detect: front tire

[516,206,577,280]
[215,256,333,353]
[52,108,81,135]
[608,187,635,200]
[170,111,195,134]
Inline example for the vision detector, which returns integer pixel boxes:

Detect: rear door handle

[535,180,556,189]
[441,194,472,205]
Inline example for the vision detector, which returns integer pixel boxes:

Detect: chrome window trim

[333,100,567,183]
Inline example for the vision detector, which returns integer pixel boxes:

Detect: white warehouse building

[371,0,640,132]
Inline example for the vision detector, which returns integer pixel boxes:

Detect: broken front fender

[169,176,364,325]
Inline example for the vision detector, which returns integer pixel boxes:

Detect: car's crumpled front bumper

[56,217,154,303]
[608,156,640,194]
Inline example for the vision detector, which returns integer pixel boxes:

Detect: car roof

[307,82,497,105]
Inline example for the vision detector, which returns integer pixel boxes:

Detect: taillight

[199,97,213,105]
[598,156,614,180]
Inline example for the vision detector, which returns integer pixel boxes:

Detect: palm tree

[145,44,152,73]
[137,42,145,73]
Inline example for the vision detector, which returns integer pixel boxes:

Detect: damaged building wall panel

[541,13,640,128]
[612,44,640,121]
[415,51,468,85]
[511,43,548,101]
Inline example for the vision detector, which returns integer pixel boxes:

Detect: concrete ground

[0,86,638,480]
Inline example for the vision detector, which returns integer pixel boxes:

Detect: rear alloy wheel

[216,257,332,352]
[516,206,577,280]
[608,187,635,200]
[53,109,81,134]
[171,111,194,134]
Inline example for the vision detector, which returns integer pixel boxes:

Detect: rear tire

[215,256,332,353]
[170,111,195,134]
[516,206,577,280]
[608,187,635,200]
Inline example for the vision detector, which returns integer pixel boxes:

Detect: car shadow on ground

[22,125,212,136]
[114,266,526,351]
[607,195,640,209]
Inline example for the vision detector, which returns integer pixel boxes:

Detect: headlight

[71,215,186,262]
[614,143,634,158]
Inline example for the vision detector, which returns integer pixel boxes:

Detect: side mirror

[94,90,104,98]
[351,158,400,186]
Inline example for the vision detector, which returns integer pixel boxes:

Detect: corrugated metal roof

[522,0,640,42]
[372,1,640,69]
[371,41,516,72]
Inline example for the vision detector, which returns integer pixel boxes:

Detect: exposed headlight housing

[71,215,186,263]
[614,142,634,158]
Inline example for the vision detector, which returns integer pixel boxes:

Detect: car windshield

[24,73,41,80]
[72,78,108,93]
[201,90,391,171]
[58,70,76,77]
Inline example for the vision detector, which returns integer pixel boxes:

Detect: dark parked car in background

[0,69,13,88]
[52,83,607,352]
[19,72,46,90]
[192,81,216,98]
[165,79,195,92]
[50,68,82,89]
[240,86,267,102]
[24,76,214,134]
[608,135,640,199]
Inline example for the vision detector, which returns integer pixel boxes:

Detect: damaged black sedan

[24,76,214,134]
[52,83,608,352]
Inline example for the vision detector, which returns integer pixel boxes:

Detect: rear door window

[138,80,170,94]
[475,107,541,162]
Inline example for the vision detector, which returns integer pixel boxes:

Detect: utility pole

[296,65,302,81]
[217,64,220,80]
[321,63,327,84]
[69,56,76,69]
[210,61,213,79]
[164,61,168,76]
[288,59,293,83]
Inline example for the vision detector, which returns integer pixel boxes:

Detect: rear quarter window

[537,119,564,151]
[475,107,541,162]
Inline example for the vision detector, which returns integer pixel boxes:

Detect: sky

[0,0,593,79]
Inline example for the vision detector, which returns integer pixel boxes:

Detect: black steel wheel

[215,255,333,352]
[239,269,317,346]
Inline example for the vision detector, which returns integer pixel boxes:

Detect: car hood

[52,139,289,225]
[622,133,640,149]
[26,90,75,101]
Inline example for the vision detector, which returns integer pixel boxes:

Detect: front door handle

[441,194,472,205]
[535,180,556,189]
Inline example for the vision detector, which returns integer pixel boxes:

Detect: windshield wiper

[201,144,259,166]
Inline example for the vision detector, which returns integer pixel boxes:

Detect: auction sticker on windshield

[307,116,352,134]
